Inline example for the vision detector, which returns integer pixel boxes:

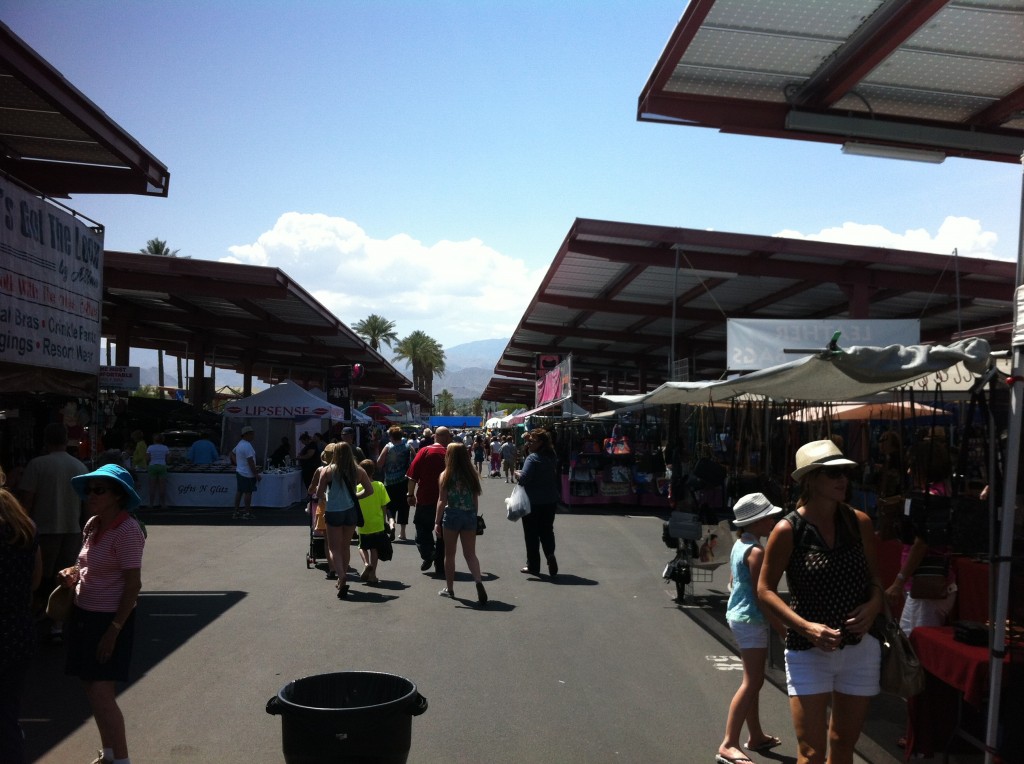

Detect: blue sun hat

[71,463,142,511]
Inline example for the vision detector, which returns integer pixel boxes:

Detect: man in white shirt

[232,426,261,519]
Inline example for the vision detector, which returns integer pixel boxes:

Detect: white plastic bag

[505,484,531,521]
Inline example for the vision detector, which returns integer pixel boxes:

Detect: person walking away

[316,442,373,598]
[473,435,486,475]
[377,426,412,540]
[355,460,390,584]
[489,435,501,477]
[231,426,261,520]
[340,426,365,461]
[17,422,85,641]
[145,432,169,509]
[59,464,145,764]
[757,440,884,764]
[435,442,487,605]
[0,467,42,764]
[407,427,452,577]
[500,436,517,482]
[716,493,785,764]
[514,428,561,577]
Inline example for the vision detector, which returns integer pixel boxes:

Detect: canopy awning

[600,338,992,407]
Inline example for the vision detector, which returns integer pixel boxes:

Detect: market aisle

[27,473,894,764]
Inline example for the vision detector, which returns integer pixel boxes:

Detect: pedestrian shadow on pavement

[22,589,245,763]
[526,573,597,586]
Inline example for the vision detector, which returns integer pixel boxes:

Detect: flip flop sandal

[715,755,753,764]
[746,736,782,752]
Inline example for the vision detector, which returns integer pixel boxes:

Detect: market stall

[135,465,304,508]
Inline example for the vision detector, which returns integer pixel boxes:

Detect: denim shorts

[325,507,359,527]
[785,634,881,696]
[236,474,257,493]
[441,508,477,532]
[728,620,768,650]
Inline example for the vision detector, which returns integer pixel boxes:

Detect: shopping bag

[505,484,531,521]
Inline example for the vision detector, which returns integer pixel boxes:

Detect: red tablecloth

[905,626,1007,761]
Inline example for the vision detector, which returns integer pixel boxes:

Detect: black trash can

[266,671,428,764]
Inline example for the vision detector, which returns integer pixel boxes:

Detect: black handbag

[476,515,486,535]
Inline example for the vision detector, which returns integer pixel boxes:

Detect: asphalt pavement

[23,473,962,764]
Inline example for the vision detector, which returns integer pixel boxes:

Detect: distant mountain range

[135,337,510,400]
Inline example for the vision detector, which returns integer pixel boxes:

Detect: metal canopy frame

[103,252,424,404]
[0,22,169,197]
[638,0,1024,163]
[483,217,1015,405]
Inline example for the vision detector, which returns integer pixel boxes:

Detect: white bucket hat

[791,439,858,481]
[731,493,784,527]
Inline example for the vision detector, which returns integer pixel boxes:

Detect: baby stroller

[305,493,328,569]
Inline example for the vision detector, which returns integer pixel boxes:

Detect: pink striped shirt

[75,513,145,613]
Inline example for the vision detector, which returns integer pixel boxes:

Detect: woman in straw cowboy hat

[757,441,884,764]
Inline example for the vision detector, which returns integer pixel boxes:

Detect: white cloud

[774,216,1003,260]
[223,212,542,349]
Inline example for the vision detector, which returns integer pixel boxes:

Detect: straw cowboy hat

[791,439,858,482]
[731,493,784,527]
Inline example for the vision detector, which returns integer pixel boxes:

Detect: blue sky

[5,1,1021,356]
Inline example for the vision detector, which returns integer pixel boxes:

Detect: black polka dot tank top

[783,505,870,651]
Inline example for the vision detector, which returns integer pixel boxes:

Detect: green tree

[435,389,455,416]
[471,398,483,417]
[139,238,189,390]
[353,314,399,352]
[392,330,445,400]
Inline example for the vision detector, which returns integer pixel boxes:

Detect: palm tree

[435,389,455,416]
[353,314,398,352]
[392,330,445,400]
[139,238,187,394]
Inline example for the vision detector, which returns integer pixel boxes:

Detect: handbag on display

[46,585,74,621]
[875,600,925,698]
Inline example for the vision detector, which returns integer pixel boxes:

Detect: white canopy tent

[222,380,346,464]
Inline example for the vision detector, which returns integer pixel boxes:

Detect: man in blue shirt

[188,432,220,465]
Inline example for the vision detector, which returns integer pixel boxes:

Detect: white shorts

[899,587,956,635]
[784,635,881,697]
[728,620,768,650]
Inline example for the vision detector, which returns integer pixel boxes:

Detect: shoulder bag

[875,599,925,697]
[46,584,74,621]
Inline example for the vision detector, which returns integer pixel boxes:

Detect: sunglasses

[820,466,852,479]
[83,485,110,495]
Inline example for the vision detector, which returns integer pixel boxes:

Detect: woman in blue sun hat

[58,464,146,764]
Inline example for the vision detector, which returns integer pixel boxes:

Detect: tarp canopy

[601,339,992,407]
[509,398,590,426]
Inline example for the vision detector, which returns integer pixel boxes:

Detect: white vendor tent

[222,380,346,464]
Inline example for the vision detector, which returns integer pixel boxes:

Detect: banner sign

[0,178,104,375]
[535,355,573,408]
[325,366,351,421]
[99,366,140,391]
[222,402,333,418]
[727,319,920,371]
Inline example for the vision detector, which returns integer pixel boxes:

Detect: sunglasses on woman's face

[820,466,852,480]
[83,485,110,495]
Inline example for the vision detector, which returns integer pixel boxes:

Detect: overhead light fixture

[841,142,945,164]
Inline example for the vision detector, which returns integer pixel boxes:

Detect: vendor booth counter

[135,465,304,508]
